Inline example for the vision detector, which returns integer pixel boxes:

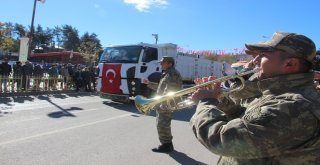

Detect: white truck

[96,43,225,102]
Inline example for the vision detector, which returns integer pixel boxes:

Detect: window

[142,47,158,63]
[99,46,142,63]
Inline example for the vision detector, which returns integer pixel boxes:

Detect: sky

[1,0,319,53]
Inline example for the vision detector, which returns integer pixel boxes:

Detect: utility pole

[28,0,46,59]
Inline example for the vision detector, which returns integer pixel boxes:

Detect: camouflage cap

[158,56,175,63]
[245,32,316,62]
[245,49,258,56]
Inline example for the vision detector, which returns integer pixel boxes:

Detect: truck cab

[97,43,176,102]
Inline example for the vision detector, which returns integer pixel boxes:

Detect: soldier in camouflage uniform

[152,56,182,153]
[190,32,320,164]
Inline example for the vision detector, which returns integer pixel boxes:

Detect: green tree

[0,22,108,61]
[78,32,103,65]
[62,25,80,51]
[32,25,53,53]
[14,23,27,38]
[0,22,17,55]
[1,38,15,52]
[52,26,62,49]
[0,22,9,49]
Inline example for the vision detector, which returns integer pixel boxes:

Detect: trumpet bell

[134,95,153,115]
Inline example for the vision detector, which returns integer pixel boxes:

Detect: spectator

[0,58,12,92]
[47,63,59,90]
[22,61,33,90]
[67,63,75,88]
[74,65,83,92]
[60,64,70,90]
[33,64,44,90]
[13,61,23,91]
[89,66,98,91]
[82,67,91,92]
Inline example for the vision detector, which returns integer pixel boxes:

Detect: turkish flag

[101,64,122,94]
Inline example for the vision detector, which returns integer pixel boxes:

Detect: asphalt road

[0,93,219,165]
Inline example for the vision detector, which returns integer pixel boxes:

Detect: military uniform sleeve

[216,97,245,119]
[190,95,318,159]
[217,78,261,118]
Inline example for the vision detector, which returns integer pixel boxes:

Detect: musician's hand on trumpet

[190,76,222,103]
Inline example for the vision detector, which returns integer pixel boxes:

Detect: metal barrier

[0,75,72,94]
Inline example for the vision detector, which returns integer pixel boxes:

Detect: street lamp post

[28,0,45,59]
[152,34,158,44]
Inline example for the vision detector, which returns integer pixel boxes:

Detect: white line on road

[5,117,42,124]
[0,113,134,146]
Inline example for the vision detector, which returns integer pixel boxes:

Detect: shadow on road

[0,92,97,118]
[48,107,83,118]
[0,92,98,105]
[174,107,196,122]
[103,100,135,111]
[0,97,15,106]
[0,96,35,105]
[36,95,85,118]
[169,150,208,165]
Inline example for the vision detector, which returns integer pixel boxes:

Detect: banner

[177,46,246,56]
[69,50,73,59]
[101,64,122,94]
[19,37,29,62]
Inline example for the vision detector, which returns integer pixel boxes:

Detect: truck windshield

[99,46,142,63]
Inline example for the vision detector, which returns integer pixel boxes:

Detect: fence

[0,75,73,94]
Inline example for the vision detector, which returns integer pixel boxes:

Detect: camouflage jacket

[218,73,261,119]
[156,67,182,95]
[191,73,320,165]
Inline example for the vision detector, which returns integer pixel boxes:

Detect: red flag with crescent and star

[101,64,122,94]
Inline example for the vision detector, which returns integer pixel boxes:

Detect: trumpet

[134,68,259,115]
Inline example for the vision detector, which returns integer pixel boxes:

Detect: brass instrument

[134,68,259,115]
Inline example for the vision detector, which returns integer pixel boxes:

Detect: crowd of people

[0,58,98,93]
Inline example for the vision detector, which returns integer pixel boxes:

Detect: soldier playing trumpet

[190,32,320,165]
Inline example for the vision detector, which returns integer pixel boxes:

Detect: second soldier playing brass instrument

[134,68,259,115]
